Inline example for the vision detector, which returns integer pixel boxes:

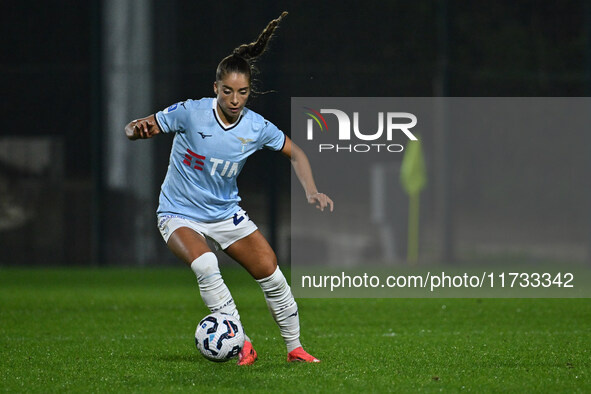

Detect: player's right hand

[125,115,160,140]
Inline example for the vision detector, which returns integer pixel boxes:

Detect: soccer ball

[195,312,245,362]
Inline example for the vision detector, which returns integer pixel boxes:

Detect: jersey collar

[213,98,244,131]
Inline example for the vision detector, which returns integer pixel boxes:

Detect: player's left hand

[307,192,334,212]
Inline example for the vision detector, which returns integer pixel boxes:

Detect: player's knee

[259,252,277,278]
[191,252,220,281]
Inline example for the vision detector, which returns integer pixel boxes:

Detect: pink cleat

[287,346,320,363]
[237,340,258,366]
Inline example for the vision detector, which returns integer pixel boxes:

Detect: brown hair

[215,11,288,87]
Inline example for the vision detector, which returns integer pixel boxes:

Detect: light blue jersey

[155,98,286,222]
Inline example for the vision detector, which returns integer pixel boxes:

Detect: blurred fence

[0,137,87,263]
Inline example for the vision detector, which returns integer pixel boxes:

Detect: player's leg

[164,223,241,320]
[225,230,320,362]
[168,226,260,365]
[166,226,211,264]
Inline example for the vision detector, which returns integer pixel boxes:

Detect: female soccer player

[125,12,333,365]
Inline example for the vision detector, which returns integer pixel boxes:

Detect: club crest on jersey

[236,137,253,153]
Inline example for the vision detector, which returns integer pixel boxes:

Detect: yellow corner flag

[400,140,427,196]
[400,139,427,264]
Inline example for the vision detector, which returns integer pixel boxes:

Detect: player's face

[214,72,250,125]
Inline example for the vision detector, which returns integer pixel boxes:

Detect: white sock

[190,252,240,320]
[256,267,301,352]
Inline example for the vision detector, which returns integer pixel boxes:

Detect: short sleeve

[261,121,286,151]
[155,100,191,133]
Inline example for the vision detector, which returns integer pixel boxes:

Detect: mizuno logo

[198,132,212,139]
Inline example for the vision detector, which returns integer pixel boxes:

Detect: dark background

[1,0,589,265]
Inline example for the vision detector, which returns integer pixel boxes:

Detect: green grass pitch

[1,266,590,392]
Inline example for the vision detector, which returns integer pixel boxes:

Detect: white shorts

[157,210,258,250]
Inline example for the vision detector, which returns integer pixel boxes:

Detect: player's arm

[125,115,161,140]
[281,135,334,212]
